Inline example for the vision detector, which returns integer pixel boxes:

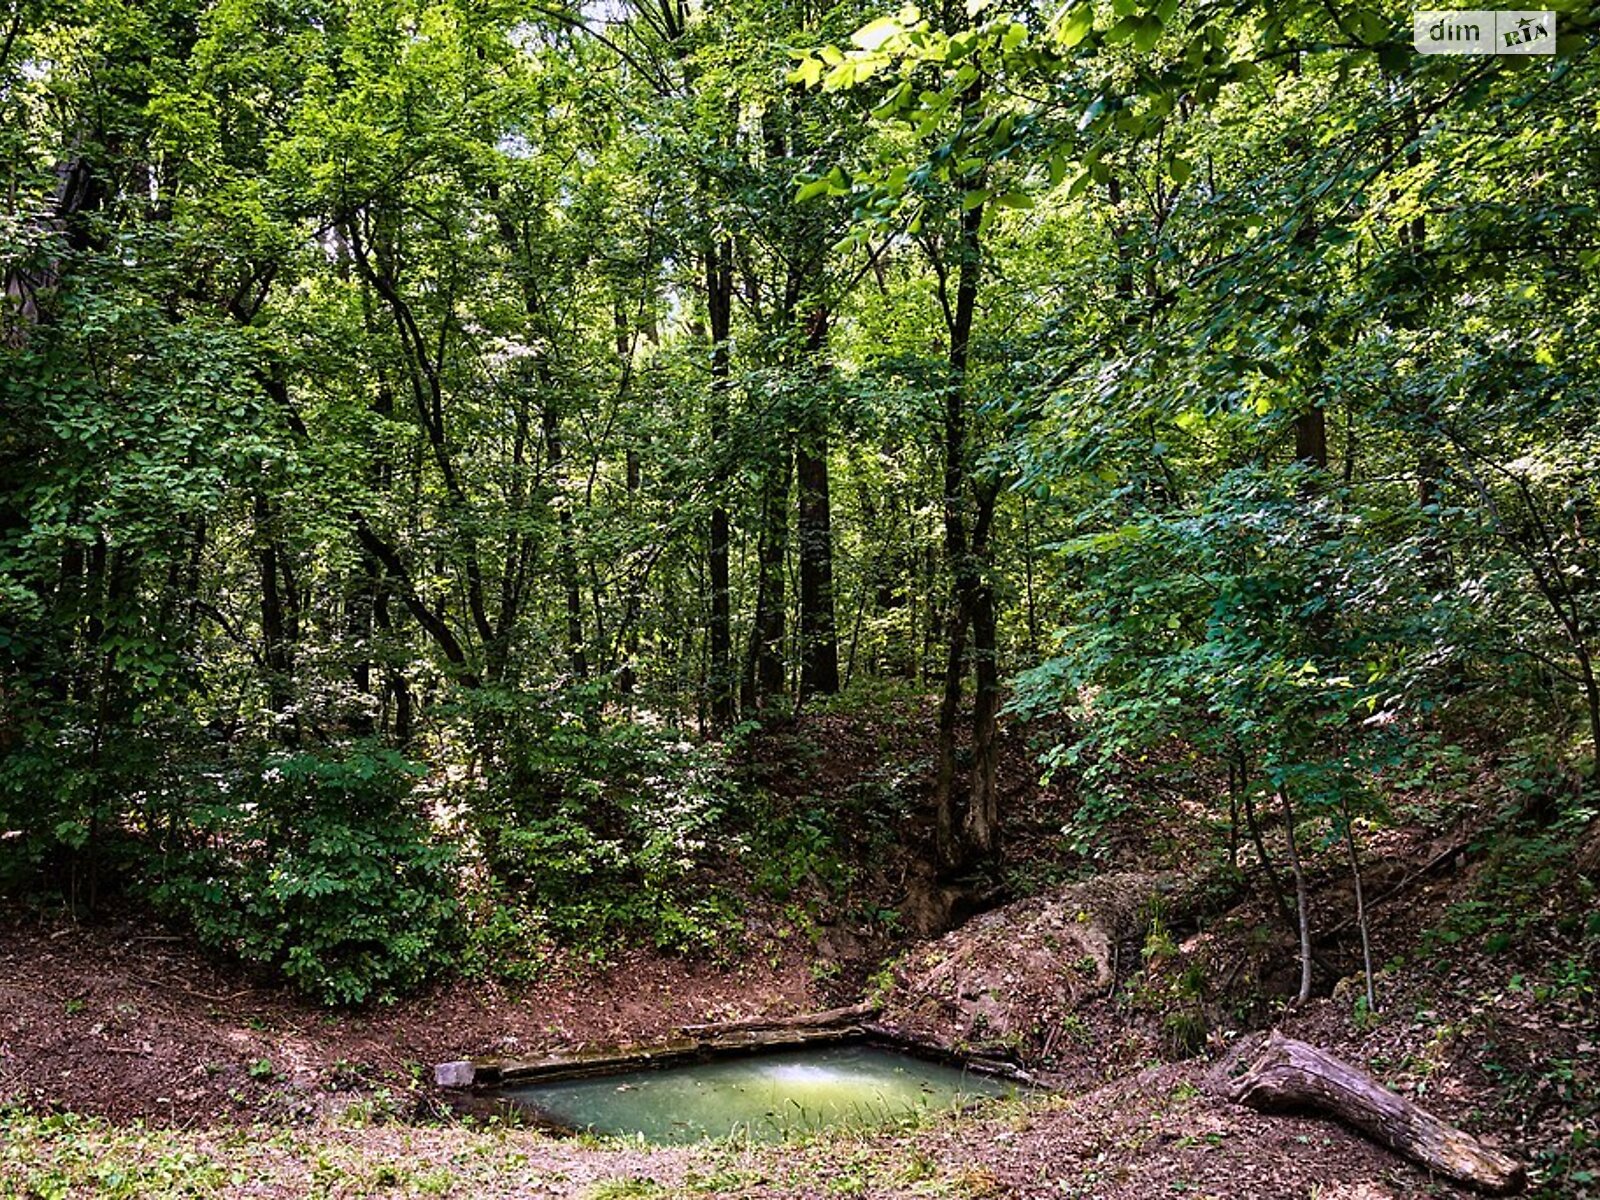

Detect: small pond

[498,1043,1021,1144]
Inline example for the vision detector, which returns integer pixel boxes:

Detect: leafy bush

[471,694,744,958]
[0,689,195,904]
[150,745,459,1005]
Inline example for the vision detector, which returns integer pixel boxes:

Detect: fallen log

[677,1002,877,1036]
[1215,1031,1524,1194]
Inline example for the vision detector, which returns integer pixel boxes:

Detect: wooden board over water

[498,1043,1019,1144]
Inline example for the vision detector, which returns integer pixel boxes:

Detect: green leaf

[1078,94,1109,131]
[1355,8,1389,43]
[788,57,824,88]
[823,61,859,89]
[795,177,832,202]
[1055,4,1094,47]
[1104,15,1139,44]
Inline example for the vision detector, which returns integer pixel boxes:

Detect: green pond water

[499,1044,1020,1144]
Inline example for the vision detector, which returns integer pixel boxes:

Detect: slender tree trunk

[744,448,790,709]
[1279,790,1314,1005]
[1226,756,1241,873]
[1021,494,1039,657]
[370,585,414,746]
[1417,451,1448,576]
[254,488,296,741]
[615,301,646,698]
[928,162,985,876]
[797,438,839,698]
[543,397,587,680]
[796,306,839,700]
[76,534,108,705]
[80,546,135,915]
[843,553,873,690]
[620,445,644,698]
[1340,794,1377,1013]
[345,210,497,658]
[180,514,207,658]
[705,239,735,726]
[348,550,378,735]
[1242,772,1298,938]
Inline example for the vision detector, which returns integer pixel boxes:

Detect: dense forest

[3,0,1599,1193]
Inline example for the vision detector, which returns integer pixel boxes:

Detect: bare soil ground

[0,908,832,1126]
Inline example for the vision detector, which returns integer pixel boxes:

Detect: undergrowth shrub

[1423,753,1598,960]
[0,691,198,905]
[150,744,458,1005]
[471,695,746,961]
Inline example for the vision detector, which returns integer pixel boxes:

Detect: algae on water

[500,1044,1017,1144]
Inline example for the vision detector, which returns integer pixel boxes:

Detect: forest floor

[2,702,1596,1198]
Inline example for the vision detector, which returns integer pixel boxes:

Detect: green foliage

[150,745,458,1006]
[749,802,852,904]
[1,0,1597,1063]
[472,696,745,958]
[1013,468,1428,860]
[1423,784,1597,961]
[0,675,244,913]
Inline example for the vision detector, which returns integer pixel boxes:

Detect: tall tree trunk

[1279,789,1314,1006]
[704,238,735,726]
[743,447,791,709]
[796,429,839,698]
[795,308,839,701]
[620,444,644,698]
[1340,794,1377,1013]
[962,478,1002,859]
[78,543,135,915]
[932,150,988,875]
[1021,494,1039,657]
[1295,407,1328,471]
[254,488,296,741]
[370,585,413,746]
[616,303,645,698]
[344,210,497,661]
[348,550,378,736]
[543,396,588,680]
[1398,96,1449,587]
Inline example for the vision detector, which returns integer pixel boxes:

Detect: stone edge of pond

[433,1002,1049,1094]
